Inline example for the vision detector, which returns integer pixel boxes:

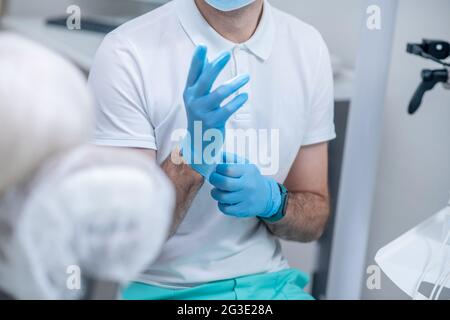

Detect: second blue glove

[209,153,281,219]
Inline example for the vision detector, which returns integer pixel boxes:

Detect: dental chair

[0,146,174,300]
[0,33,174,299]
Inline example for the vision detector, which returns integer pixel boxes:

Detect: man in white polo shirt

[89,0,335,300]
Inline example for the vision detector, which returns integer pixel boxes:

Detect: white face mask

[204,0,256,12]
[375,204,450,300]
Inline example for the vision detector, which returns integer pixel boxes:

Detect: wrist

[169,146,204,183]
[180,134,219,179]
[261,182,289,223]
[259,178,282,218]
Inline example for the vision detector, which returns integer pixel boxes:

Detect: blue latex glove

[209,153,282,218]
[181,45,250,178]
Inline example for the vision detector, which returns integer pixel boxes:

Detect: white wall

[363,0,450,299]
[270,0,364,68]
[6,0,72,16]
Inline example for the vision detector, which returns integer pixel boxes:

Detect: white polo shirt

[88,0,336,288]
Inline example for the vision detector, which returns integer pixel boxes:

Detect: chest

[146,49,312,179]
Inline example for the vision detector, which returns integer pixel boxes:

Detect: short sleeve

[88,33,157,150]
[302,36,336,146]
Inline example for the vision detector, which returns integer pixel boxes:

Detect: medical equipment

[181,45,250,178]
[0,147,175,300]
[375,197,450,300]
[406,39,450,114]
[0,33,175,300]
[205,0,256,12]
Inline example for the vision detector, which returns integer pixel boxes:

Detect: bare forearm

[161,149,204,237]
[265,191,330,242]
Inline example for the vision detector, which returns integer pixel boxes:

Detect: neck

[195,0,264,44]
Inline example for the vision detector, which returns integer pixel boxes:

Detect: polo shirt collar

[176,0,275,61]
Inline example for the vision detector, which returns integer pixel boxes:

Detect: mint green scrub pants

[122,268,314,300]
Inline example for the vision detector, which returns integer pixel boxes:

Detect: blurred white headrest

[0,32,92,195]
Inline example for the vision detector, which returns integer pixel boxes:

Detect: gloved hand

[209,153,282,218]
[181,45,250,178]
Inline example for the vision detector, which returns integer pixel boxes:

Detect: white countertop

[1,16,354,101]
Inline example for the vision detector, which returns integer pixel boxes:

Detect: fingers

[211,188,246,205]
[216,92,248,120]
[215,163,246,178]
[186,45,207,88]
[195,76,250,114]
[218,202,249,217]
[206,74,250,108]
[221,152,248,164]
[209,172,243,192]
[194,51,231,97]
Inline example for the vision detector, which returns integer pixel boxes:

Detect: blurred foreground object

[0,33,175,299]
[375,199,450,300]
[0,32,92,194]
[0,146,174,299]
